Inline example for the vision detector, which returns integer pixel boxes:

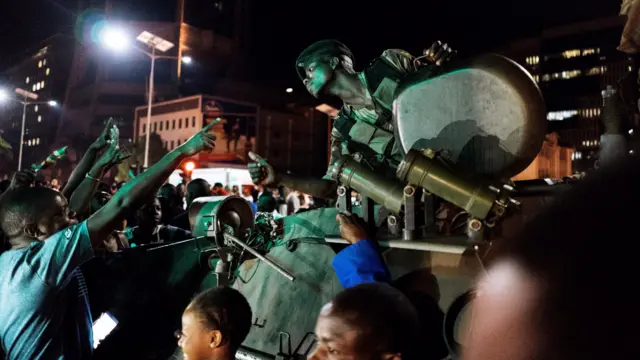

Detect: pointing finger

[248,152,268,165]
[201,118,221,133]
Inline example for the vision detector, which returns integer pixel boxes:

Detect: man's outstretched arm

[62,119,115,199]
[87,122,217,247]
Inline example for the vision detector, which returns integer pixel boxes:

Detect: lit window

[28,140,32,146]
[43,59,47,66]
[25,77,30,84]
[36,83,41,91]
[582,48,596,56]
[534,75,539,82]
[36,138,40,145]
[34,105,39,112]
[37,115,42,122]
[561,70,581,79]
[547,110,578,121]
[41,81,45,89]
[46,68,50,76]
[32,84,36,92]
[562,49,581,58]
[586,67,602,76]
[542,74,551,82]
[38,60,43,68]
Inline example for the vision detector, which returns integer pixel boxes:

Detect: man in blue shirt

[331,213,391,288]
[0,122,217,359]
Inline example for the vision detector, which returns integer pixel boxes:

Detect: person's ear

[24,223,44,239]
[209,330,223,349]
[329,57,340,69]
[380,353,402,360]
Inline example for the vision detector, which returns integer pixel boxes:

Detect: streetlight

[1,88,58,170]
[100,27,192,169]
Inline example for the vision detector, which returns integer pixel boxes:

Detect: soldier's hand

[248,152,277,185]
[424,41,455,66]
[337,212,368,244]
[179,120,218,156]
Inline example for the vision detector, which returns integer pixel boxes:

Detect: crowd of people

[2,5,640,359]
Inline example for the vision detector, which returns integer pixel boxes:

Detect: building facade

[133,94,328,177]
[499,16,629,172]
[0,35,74,171]
[512,133,573,181]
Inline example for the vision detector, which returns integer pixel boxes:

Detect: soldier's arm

[380,49,418,74]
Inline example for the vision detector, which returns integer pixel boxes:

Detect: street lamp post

[144,45,156,169]
[135,31,177,169]
[100,27,193,168]
[0,88,58,170]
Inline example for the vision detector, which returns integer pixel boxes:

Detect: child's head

[178,287,252,360]
[0,187,76,243]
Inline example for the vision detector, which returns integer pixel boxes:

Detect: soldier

[249,40,454,199]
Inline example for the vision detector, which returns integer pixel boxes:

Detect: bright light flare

[181,56,193,64]
[285,88,293,93]
[185,161,196,172]
[0,89,8,102]
[48,100,58,107]
[101,26,130,52]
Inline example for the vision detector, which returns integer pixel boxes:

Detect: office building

[0,35,74,171]
[500,16,628,172]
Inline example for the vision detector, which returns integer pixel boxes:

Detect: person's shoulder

[381,49,414,59]
[378,49,416,73]
[47,221,89,242]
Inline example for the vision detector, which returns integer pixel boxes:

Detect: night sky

[0,0,622,89]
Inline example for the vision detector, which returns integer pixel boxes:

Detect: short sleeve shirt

[0,221,94,359]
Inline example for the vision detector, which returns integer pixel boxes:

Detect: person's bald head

[186,178,211,208]
[464,158,640,360]
[309,283,420,360]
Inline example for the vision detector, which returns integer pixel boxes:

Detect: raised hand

[248,152,277,185]
[178,120,218,156]
[424,40,455,66]
[92,118,117,150]
[336,212,368,244]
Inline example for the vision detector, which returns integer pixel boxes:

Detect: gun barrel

[331,157,406,214]
[397,150,497,219]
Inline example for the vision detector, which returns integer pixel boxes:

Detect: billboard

[202,97,258,163]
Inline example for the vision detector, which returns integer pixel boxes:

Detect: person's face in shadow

[137,198,162,228]
[308,303,401,360]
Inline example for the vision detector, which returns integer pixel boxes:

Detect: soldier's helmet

[296,39,354,81]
